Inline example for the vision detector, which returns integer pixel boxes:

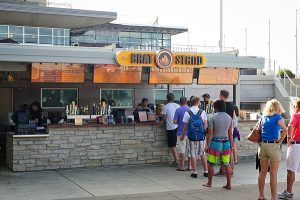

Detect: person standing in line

[257,99,287,200]
[201,93,214,114]
[163,93,180,167]
[173,97,190,171]
[215,90,235,176]
[232,105,240,164]
[203,100,233,189]
[277,98,300,200]
[180,96,208,178]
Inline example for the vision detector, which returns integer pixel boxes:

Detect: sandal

[176,168,185,171]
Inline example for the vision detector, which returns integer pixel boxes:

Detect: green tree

[277,68,295,78]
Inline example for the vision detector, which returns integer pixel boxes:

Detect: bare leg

[286,170,296,193]
[179,153,185,170]
[191,157,197,173]
[258,159,269,200]
[187,157,191,170]
[171,147,178,162]
[203,164,214,187]
[233,142,238,163]
[201,155,208,172]
[223,165,232,189]
[269,160,279,200]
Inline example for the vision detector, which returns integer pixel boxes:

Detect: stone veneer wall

[6,121,258,172]
[7,124,172,172]
[236,121,258,161]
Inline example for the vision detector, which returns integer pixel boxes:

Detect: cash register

[12,111,38,135]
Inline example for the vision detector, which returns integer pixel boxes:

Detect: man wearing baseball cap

[201,93,214,114]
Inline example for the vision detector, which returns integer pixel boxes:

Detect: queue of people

[159,90,299,200]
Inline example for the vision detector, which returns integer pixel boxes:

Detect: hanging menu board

[149,67,193,84]
[93,64,142,84]
[31,63,85,83]
[198,68,239,85]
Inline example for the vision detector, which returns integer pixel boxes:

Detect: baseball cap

[202,93,210,98]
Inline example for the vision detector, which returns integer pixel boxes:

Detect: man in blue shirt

[173,97,190,171]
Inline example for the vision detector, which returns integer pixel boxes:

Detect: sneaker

[277,190,294,200]
[203,172,209,177]
[191,173,198,178]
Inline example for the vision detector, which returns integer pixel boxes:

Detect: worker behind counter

[29,101,44,127]
[133,98,154,122]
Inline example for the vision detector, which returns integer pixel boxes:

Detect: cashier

[29,101,43,126]
[133,98,151,122]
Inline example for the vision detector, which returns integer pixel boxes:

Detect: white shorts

[186,139,205,158]
[177,136,187,154]
[287,144,300,173]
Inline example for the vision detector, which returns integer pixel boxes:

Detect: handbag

[247,118,262,143]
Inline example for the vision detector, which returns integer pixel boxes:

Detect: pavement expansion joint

[55,169,95,198]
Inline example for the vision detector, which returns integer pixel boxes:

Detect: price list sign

[198,68,239,85]
[93,64,142,84]
[149,67,193,84]
[31,63,85,83]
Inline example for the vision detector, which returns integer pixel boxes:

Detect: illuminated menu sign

[198,68,239,85]
[149,67,193,84]
[31,63,85,83]
[93,64,142,84]
[116,50,206,68]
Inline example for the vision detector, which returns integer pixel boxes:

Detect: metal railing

[278,69,300,97]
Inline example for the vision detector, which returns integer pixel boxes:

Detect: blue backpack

[187,109,205,141]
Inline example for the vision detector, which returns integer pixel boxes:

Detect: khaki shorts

[258,142,281,161]
[177,136,187,154]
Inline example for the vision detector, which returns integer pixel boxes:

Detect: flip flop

[222,185,231,190]
[202,183,212,188]
[257,198,267,200]
[176,168,185,171]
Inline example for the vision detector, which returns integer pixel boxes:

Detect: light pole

[268,20,272,74]
[219,0,223,52]
[296,10,298,77]
[245,28,248,56]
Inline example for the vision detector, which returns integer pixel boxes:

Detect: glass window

[9,34,23,43]
[0,33,8,40]
[154,89,184,105]
[53,37,64,45]
[9,26,23,34]
[142,32,151,39]
[24,34,37,44]
[100,89,134,108]
[39,28,52,36]
[163,34,171,40]
[0,25,8,34]
[53,29,65,37]
[25,27,38,35]
[129,32,141,38]
[65,29,70,37]
[39,35,52,45]
[119,32,130,38]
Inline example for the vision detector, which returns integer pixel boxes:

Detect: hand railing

[279,69,299,97]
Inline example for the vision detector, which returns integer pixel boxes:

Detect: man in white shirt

[180,96,208,178]
[163,93,180,167]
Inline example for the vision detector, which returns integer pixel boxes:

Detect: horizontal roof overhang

[0,44,264,69]
[0,3,117,28]
[72,23,188,36]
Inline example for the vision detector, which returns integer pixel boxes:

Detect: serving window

[100,89,134,108]
[154,89,184,105]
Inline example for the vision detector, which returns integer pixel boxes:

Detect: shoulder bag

[247,118,262,143]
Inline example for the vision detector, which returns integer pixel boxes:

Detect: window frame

[153,89,184,105]
[100,88,135,109]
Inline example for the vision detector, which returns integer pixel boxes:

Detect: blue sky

[65,0,299,73]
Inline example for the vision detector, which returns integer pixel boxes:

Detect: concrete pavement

[0,145,299,200]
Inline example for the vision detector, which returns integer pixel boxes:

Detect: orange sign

[116,50,206,68]
[149,67,193,84]
[31,63,85,83]
[198,68,239,85]
[93,64,142,84]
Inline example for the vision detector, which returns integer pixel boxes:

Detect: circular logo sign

[155,49,173,69]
